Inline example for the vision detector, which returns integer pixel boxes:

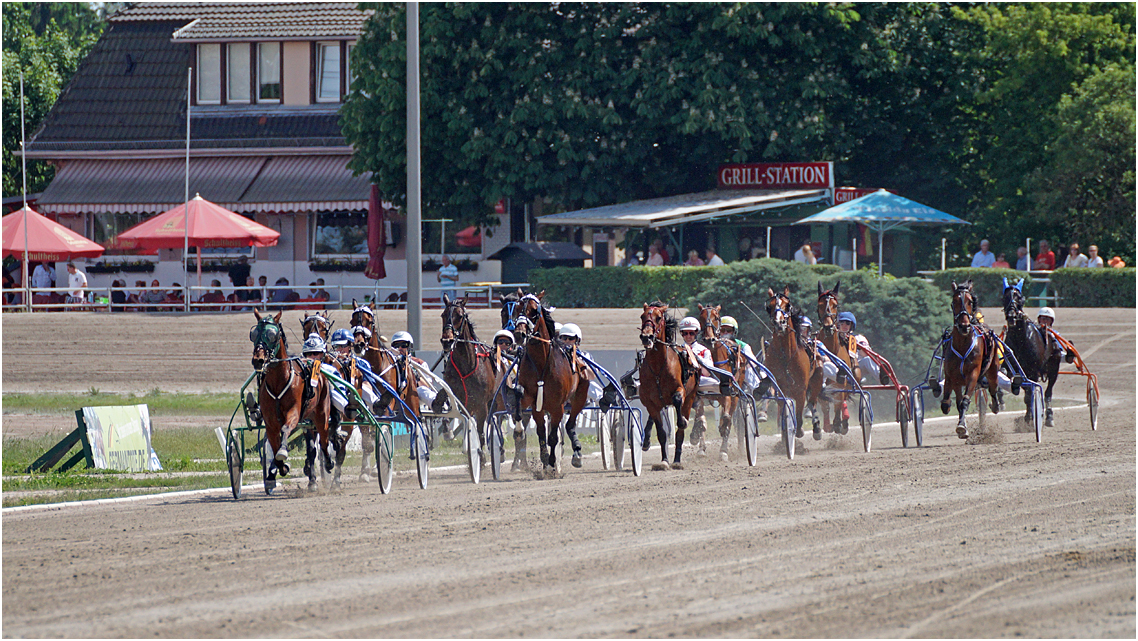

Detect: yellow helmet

[720,316,739,331]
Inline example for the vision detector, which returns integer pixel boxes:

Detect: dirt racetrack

[2,306,1135,637]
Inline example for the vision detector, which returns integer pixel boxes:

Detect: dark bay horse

[250,310,332,492]
[942,280,1002,438]
[816,281,860,435]
[1002,278,1061,426]
[696,303,745,458]
[639,302,697,469]
[764,287,824,440]
[513,292,590,477]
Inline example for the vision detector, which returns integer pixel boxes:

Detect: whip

[738,300,774,335]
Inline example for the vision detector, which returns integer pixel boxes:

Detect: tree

[343,3,954,228]
[2,2,104,199]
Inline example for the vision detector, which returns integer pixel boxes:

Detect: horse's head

[250,310,285,370]
[301,311,331,341]
[817,280,841,331]
[350,299,375,333]
[641,302,668,347]
[441,293,472,350]
[516,291,550,343]
[766,286,792,333]
[697,303,721,343]
[1002,277,1026,324]
[951,280,977,332]
[500,288,524,335]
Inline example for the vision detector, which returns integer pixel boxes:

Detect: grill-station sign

[717,162,833,190]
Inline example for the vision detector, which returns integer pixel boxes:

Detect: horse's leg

[940,370,954,415]
[717,396,735,460]
[564,381,590,468]
[674,389,693,468]
[303,428,318,491]
[1043,359,1060,427]
[808,364,825,440]
[260,402,283,487]
[545,403,563,477]
[957,367,979,438]
[688,391,707,456]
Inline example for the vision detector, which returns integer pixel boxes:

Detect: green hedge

[927,268,1033,307]
[1049,268,1136,307]
[686,261,951,384]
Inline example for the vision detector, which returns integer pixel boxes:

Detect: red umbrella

[2,206,105,261]
[455,225,481,248]
[114,194,279,251]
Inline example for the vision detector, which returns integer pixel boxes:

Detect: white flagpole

[20,71,31,311]
[184,67,192,310]
[406,2,422,345]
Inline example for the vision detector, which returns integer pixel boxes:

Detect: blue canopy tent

[795,189,970,276]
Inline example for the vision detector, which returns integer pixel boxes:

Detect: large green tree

[343,3,967,228]
[2,2,105,199]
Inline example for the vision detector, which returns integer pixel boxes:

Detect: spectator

[314,278,331,301]
[705,248,725,266]
[794,244,817,265]
[143,279,166,312]
[645,244,665,266]
[166,283,185,310]
[258,275,268,301]
[1033,240,1056,271]
[651,239,670,265]
[970,239,995,268]
[1108,256,1126,268]
[1061,242,1088,268]
[437,255,459,301]
[227,255,251,289]
[992,253,1011,269]
[270,277,295,305]
[127,280,146,311]
[243,276,262,309]
[65,262,88,308]
[1086,245,1104,268]
[683,250,705,266]
[110,279,127,311]
[3,268,19,306]
[1015,246,1031,271]
[738,237,752,261]
[31,261,54,308]
[198,279,226,309]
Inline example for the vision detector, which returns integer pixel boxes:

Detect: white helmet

[302,332,326,354]
[559,323,582,341]
[554,322,563,335]
[678,317,701,333]
[493,329,515,344]
[1037,307,1056,320]
[391,330,413,347]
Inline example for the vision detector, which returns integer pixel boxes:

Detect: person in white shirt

[65,262,87,306]
[31,261,54,308]
[678,316,715,454]
[794,244,817,265]
[1061,243,1088,268]
[437,255,460,301]
[970,239,995,268]
[704,248,725,266]
[1085,245,1104,268]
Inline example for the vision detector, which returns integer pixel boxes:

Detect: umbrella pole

[197,246,202,288]
[878,225,884,277]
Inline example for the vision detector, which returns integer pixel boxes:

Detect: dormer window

[197,44,221,104]
[227,43,251,103]
[316,42,341,102]
[257,42,281,103]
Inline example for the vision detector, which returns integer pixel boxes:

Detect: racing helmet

[391,330,414,347]
[1037,307,1056,320]
[330,328,353,347]
[302,333,326,354]
[720,316,738,332]
[837,311,857,329]
[799,316,813,328]
[553,322,563,335]
[559,323,582,342]
[493,329,515,344]
[678,317,701,333]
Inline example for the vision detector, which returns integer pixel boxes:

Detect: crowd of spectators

[971,239,1125,271]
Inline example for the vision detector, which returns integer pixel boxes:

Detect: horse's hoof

[1045,418,1054,427]
[940,403,951,415]
[278,462,290,477]
[671,461,683,470]
[719,451,729,463]
[840,419,849,436]
[641,439,651,452]
[571,453,582,468]
[813,426,822,441]
[795,426,804,438]
[757,412,768,422]
[651,461,671,472]
[275,447,289,462]
[956,426,969,439]
[511,459,524,473]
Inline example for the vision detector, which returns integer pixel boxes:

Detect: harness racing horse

[696,303,746,458]
[639,302,698,469]
[1002,278,1062,427]
[942,280,1002,438]
[512,292,590,477]
[301,311,333,342]
[816,281,860,435]
[764,287,825,440]
[250,310,333,492]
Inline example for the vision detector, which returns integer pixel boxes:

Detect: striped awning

[36,156,372,215]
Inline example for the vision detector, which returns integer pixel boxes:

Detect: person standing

[31,261,54,308]
[437,255,459,301]
[1061,242,1088,268]
[970,239,995,267]
[65,262,88,308]
[1086,245,1104,268]
[227,255,251,289]
[1015,246,1031,271]
[1033,240,1056,270]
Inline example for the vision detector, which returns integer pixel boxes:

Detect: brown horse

[942,280,1001,438]
[300,310,333,342]
[816,281,860,435]
[250,310,332,492]
[696,303,745,460]
[513,292,590,477]
[639,302,698,469]
[764,287,825,440]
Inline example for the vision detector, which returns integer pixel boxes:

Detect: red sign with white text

[835,187,894,204]
[717,162,833,190]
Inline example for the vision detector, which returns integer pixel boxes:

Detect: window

[197,44,221,104]
[227,43,251,103]
[257,43,280,102]
[312,211,367,256]
[346,43,355,90]
[316,42,341,102]
[89,212,146,254]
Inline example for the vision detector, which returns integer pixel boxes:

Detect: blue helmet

[330,328,353,346]
[799,316,812,328]
[837,311,857,329]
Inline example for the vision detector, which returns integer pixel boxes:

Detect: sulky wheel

[742,400,758,467]
[375,422,395,494]
[465,417,481,485]
[629,413,643,477]
[413,422,430,490]
[859,395,873,453]
[611,412,626,472]
[598,411,612,470]
[1032,389,1044,443]
[898,397,911,448]
[910,389,925,447]
[780,400,796,461]
[489,416,504,481]
[1088,381,1099,431]
[226,432,243,500]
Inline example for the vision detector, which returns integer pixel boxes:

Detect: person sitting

[312,278,331,301]
[992,252,1011,269]
[1033,240,1056,271]
[164,283,185,310]
[390,330,440,409]
[1015,246,1031,271]
[683,250,705,266]
[270,277,295,307]
[1061,242,1088,268]
[679,316,721,454]
[327,328,383,418]
[970,239,995,268]
[1086,245,1104,268]
[719,315,768,421]
[836,311,891,386]
[198,279,226,310]
[704,248,725,266]
[143,279,166,312]
[110,279,127,312]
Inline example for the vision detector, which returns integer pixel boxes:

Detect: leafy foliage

[1049,268,1136,308]
[928,268,1034,308]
